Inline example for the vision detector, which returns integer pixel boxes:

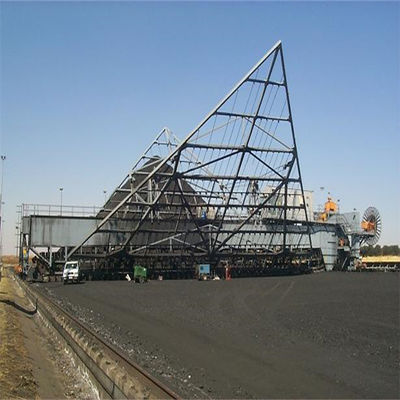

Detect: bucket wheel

[361,207,382,245]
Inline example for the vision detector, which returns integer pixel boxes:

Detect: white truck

[62,261,81,284]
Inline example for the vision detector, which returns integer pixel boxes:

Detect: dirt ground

[0,267,37,399]
[0,266,98,400]
[38,271,400,399]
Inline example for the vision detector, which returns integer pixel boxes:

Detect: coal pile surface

[36,272,399,399]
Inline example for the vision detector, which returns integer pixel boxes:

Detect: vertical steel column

[49,246,52,270]
[279,46,313,250]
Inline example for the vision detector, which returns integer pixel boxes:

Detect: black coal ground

[35,272,399,399]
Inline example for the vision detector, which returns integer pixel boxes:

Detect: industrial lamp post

[15,226,19,258]
[59,187,63,215]
[319,186,325,211]
[0,155,6,262]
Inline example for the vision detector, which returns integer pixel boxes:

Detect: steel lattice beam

[67,41,313,265]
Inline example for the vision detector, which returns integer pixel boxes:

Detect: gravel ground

[35,272,399,399]
[1,267,98,400]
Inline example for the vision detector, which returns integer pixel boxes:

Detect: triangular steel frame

[68,41,313,265]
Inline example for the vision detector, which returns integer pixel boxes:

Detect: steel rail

[20,279,180,400]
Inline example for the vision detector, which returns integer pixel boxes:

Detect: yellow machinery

[325,197,338,213]
[318,197,338,221]
[361,220,375,232]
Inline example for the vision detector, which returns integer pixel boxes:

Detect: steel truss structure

[66,41,316,272]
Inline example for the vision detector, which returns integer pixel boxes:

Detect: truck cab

[63,261,80,284]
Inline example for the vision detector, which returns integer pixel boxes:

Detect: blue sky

[1,1,399,254]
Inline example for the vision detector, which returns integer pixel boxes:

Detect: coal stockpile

[36,272,399,399]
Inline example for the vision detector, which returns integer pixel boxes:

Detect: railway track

[16,276,179,400]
